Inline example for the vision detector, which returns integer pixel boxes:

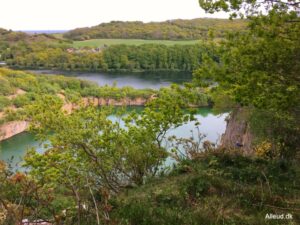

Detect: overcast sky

[0,0,228,30]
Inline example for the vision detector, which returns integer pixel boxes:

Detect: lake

[0,107,227,169]
[0,71,227,169]
[29,70,193,89]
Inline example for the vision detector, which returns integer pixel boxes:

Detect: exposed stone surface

[0,96,150,141]
[6,88,26,100]
[62,97,149,114]
[220,108,254,155]
[0,121,29,141]
[83,97,148,107]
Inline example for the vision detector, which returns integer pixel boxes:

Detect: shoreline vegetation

[11,66,193,74]
[4,44,213,73]
[0,68,210,141]
[0,19,230,74]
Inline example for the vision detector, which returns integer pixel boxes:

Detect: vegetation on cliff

[1,135,299,224]
[0,68,209,126]
[112,150,300,225]
[194,2,300,158]
[0,68,158,125]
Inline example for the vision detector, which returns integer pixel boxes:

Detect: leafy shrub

[0,77,14,96]
[0,96,10,111]
[182,176,211,198]
[12,93,36,108]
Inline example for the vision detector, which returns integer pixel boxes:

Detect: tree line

[5,44,214,72]
[63,18,247,41]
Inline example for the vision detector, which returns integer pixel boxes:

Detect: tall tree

[195,0,300,157]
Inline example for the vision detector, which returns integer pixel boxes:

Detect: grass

[110,150,300,225]
[73,39,202,48]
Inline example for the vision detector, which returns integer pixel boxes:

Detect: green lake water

[0,71,227,169]
[0,107,227,169]
[30,70,192,89]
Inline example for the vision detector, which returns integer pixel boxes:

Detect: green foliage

[111,151,300,225]
[193,10,300,157]
[0,68,160,114]
[1,88,193,223]
[0,96,10,112]
[102,44,210,72]
[199,0,299,18]
[7,43,214,72]
[12,94,33,108]
[64,18,247,41]
[0,77,14,96]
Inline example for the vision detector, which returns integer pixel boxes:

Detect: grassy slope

[73,39,203,48]
[111,151,300,225]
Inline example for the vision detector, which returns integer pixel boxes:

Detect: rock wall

[0,121,29,141]
[83,97,148,107]
[0,96,150,141]
[220,108,254,155]
[62,97,149,114]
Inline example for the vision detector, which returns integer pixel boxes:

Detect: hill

[0,28,66,44]
[63,18,248,41]
[111,150,300,224]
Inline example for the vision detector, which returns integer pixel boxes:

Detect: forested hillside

[5,43,213,72]
[63,18,247,41]
[0,28,71,63]
[0,27,216,73]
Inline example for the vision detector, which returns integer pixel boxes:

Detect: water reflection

[30,70,192,89]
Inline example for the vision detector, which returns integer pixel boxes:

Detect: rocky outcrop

[0,121,29,141]
[0,96,151,141]
[83,97,148,107]
[220,108,254,155]
[7,88,26,100]
[62,97,149,114]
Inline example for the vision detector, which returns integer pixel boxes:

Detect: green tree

[21,86,195,223]
[195,0,300,157]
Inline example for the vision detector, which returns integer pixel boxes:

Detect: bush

[12,93,35,108]
[0,96,10,111]
[0,77,14,96]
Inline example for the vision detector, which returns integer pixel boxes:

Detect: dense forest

[63,18,247,41]
[0,28,215,72]
[5,44,213,72]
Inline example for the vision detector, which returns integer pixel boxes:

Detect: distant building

[0,61,7,66]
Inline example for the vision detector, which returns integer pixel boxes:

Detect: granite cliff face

[83,96,148,107]
[62,97,149,114]
[0,121,29,141]
[220,108,254,155]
